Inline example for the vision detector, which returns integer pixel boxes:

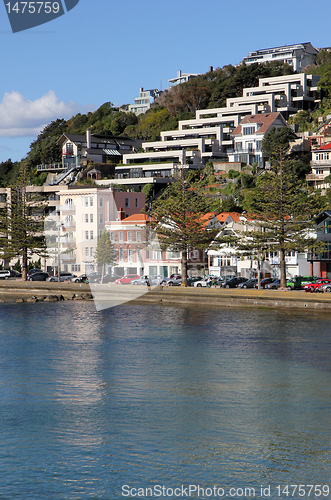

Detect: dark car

[187,276,203,286]
[28,268,42,276]
[266,279,281,289]
[255,278,275,289]
[222,277,248,288]
[86,272,102,283]
[28,272,49,281]
[238,278,258,289]
[98,274,121,284]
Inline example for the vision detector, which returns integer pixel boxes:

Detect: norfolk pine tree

[150,171,218,286]
[241,128,325,289]
[0,162,48,281]
[94,229,116,281]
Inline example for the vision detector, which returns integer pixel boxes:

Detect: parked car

[194,276,216,287]
[165,275,182,286]
[222,277,248,288]
[286,275,317,290]
[115,274,140,285]
[28,271,49,281]
[238,278,258,289]
[28,268,42,276]
[71,274,88,283]
[255,278,275,289]
[97,274,121,284]
[321,282,331,293]
[0,270,19,280]
[131,275,163,286]
[86,272,102,283]
[265,279,281,289]
[303,278,331,292]
[48,272,77,282]
[187,276,203,286]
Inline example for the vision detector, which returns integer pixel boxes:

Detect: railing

[306,173,328,181]
[37,163,64,171]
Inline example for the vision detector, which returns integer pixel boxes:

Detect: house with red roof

[105,212,217,278]
[228,112,290,168]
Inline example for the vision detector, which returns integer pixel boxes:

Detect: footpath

[1,281,331,312]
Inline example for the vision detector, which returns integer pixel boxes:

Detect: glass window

[128,231,132,242]
[119,231,124,242]
[135,198,139,208]
[85,247,89,257]
[84,197,89,207]
[85,231,89,240]
[85,214,89,224]
[90,214,93,223]
[99,213,104,224]
[90,231,94,240]
[137,231,141,242]
[125,197,129,208]
[99,197,104,208]
[90,197,93,207]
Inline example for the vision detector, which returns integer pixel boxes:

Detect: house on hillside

[57,130,142,169]
[228,112,291,167]
[307,211,331,278]
[306,141,331,191]
[243,42,319,72]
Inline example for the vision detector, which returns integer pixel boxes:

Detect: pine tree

[0,162,48,281]
[150,171,218,286]
[94,229,116,281]
[240,128,325,288]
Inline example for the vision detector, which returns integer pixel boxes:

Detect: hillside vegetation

[2,55,331,187]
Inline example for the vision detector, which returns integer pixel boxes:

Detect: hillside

[2,55,331,187]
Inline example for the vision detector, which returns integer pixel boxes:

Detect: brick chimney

[117,207,125,220]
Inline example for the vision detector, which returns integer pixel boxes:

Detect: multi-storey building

[306,142,331,191]
[168,69,200,87]
[243,42,319,72]
[96,73,320,190]
[128,87,162,115]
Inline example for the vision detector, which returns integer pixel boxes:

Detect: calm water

[0,302,330,500]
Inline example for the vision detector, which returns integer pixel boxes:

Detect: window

[128,231,132,242]
[99,213,104,225]
[137,249,142,261]
[125,197,130,208]
[85,247,89,257]
[119,231,124,242]
[137,231,141,242]
[90,247,94,257]
[90,214,93,223]
[72,264,81,272]
[85,214,89,224]
[85,231,89,240]
[128,249,133,263]
[84,197,89,207]
[119,249,124,262]
[135,198,139,208]
[90,231,94,240]
[65,198,74,208]
[90,197,93,207]
[243,126,255,135]
[99,197,104,208]
[110,232,115,242]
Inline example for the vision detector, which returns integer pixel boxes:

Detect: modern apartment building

[128,87,162,115]
[168,69,200,87]
[101,73,320,189]
[243,42,319,72]
[306,142,331,191]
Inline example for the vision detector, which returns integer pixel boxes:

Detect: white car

[194,277,214,287]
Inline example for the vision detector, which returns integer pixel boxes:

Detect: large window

[243,126,255,135]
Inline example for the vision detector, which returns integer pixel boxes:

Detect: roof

[121,213,153,223]
[317,141,331,151]
[231,112,287,136]
[216,212,242,223]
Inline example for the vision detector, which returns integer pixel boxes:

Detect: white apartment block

[102,73,320,189]
[128,87,162,115]
[168,69,200,87]
[243,42,319,72]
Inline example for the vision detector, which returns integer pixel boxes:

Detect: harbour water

[0,301,330,499]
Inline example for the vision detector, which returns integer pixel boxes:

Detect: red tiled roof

[216,212,242,223]
[231,112,285,136]
[121,213,152,223]
[319,141,331,150]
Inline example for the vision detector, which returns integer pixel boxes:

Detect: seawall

[1,281,331,312]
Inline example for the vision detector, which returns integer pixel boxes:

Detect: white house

[243,42,319,72]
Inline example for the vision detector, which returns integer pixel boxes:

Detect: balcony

[306,173,329,182]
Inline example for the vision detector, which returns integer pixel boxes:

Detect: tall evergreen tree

[150,171,218,286]
[94,229,116,281]
[240,128,325,288]
[0,162,48,280]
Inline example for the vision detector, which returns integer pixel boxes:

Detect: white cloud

[0,90,83,137]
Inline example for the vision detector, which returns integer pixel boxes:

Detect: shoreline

[1,281,331,311]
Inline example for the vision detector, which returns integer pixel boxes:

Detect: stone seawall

[1,282,331,312]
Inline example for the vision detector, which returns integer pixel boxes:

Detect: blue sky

[0,0,331,163]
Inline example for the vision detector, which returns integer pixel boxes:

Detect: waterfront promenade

[1,281,331,311]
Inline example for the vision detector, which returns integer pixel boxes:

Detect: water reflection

[0,302,330,498]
